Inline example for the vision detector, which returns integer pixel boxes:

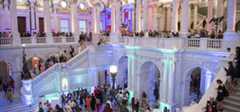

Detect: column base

[13,32,21,45]
[224,32,240,41]
[180,32,189,37]
[223,32,240,51]
[110,33,120,44]
[46,33,53,44]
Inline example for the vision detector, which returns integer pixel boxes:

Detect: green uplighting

[43,93,60,102]
[125,45,141,50]
[160,102,171,112]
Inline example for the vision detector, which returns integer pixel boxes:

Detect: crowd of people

[0,32,12,38]
[0,75,15,102]
[205,46,240,112]
[118,29,224,39]
[37,83,160,112]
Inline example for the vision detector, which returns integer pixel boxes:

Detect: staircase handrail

[183,59,228,112]
[32,47,89,83]
[65,47,89,66]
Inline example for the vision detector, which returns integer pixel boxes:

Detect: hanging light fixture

[60,0,67,8]
[79,3,85,10]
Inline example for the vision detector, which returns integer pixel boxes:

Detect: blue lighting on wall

[100,8,111,32]
[122,4,134,32]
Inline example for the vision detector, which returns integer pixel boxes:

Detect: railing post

[200,38,208,50]
[13,35,21,45]
[46,34,53,44]
[21,80,33,105]
[32,36,37,44]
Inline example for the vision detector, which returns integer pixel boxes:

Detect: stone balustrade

[0,36,78,46]
[119,37,224,51]
[0,36,225,51]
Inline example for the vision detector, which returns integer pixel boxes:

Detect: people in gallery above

[119,29,224,39]
[0,29,227,39]
[0,32,12,38]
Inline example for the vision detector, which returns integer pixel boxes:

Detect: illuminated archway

[117,56,128,88]
[0,61,10,85]
[184,66,211,105]
[189,67,201,103]
[236,21,240,32]
[139,61,160,106]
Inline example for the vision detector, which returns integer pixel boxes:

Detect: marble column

[153,6,158,31]
[216,0,224,31]
[171,0,179,33]
[226,0,236,32]
[181,0,189,36]
[70,0,79,36]
[52,5,59,33]
[29,0,37,33]
[93,7,100,34]
[142,0,148,33]
[10,0,20,44]
[136,0,142,32]
[111,2,116,34]
[207,0,214,32]
[1,0,10,32]
[193,4,198,29]
[115,1,121,34]
[148,7,153,30]
[43,0,52,37]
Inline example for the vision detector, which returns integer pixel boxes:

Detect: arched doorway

[0,61,10,88]
[184,67,210,105]
[139,62,160,106]
[27,57,44,77]
[236,21,240,32]
[117,56,128,89]
[189,67,201,103]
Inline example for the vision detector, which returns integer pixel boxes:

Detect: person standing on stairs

[216,79,229,112]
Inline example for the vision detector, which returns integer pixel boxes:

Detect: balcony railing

[0,36,224,51]
[0,36,79,46]
[0,37,13,45]
[120,37,224,51]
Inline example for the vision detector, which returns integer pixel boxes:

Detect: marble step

[0,103,35,112]
[223,104,240,112]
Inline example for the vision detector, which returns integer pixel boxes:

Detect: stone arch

[0,61,11,86]
[117,56,128,88]
[183,65,210,105]
[139,61,161,107]
[236,20,240,32]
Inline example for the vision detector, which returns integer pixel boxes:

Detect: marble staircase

[223,83,240,112]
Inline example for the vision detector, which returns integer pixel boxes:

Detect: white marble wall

[0,44,228,109]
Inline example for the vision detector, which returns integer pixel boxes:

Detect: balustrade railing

[188,39,200,48]
[207,39,222,49]
[0,37,13,45]
[0,35,224,51]
[53,37,62,43]
[36,37,46,43]
[120,36,223,51]
[21,37,32,44]
[65,37,75,42]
